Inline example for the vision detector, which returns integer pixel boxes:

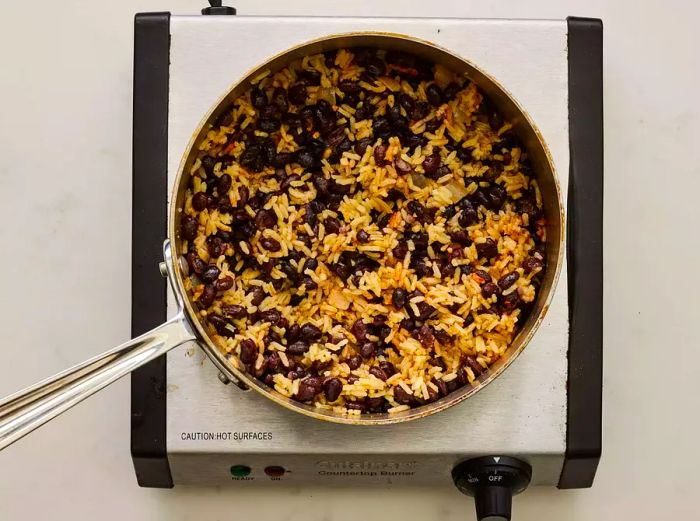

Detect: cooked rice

[179,48,546,415]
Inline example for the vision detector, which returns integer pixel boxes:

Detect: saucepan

[0,32,562,450]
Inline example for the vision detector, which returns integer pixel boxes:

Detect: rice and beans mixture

[179,48,546,415]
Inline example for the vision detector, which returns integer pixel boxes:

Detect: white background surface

[0,0,697,519]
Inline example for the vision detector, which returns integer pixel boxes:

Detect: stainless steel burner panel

[164,15,569,487]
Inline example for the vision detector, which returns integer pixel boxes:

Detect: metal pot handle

[0,241,196,451]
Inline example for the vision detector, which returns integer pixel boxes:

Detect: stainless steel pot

[0,32,563,450]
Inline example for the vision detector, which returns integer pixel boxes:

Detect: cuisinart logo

[316,460,417,477]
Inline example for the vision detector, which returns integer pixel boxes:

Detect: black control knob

[452,456,532,521]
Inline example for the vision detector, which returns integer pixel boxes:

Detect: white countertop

[0,0,698,519]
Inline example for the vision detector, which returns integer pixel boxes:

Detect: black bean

[305,258,318,271]
[433,165,450,180]
[365,396,385,413]
[357,230,370,243]
[409,301,436,322]
[406,200,426,221]
[258,309,281,325]
[251,87,267,109]
[498,271,520,290]
[369,366,388,381]
[412,324,435,349]
[318,377,342,402]
[397,92,415,112]
[187,252,205,275]
[287,341,310,356]
[440,245,459,264]
[279,260,298,282]
[270,87,288,113]
[450,230,471,246]
[487,184,507,210]
[239,339,258,364]
[254,209,276,230]
[327,126,347,148]
[421,386,440,404]
[181,215,198,241]
[473,269,492,284]
[296,150,316,169]
[458,201,478,227]
[523,256,544,274]
[285,324,301,343]
[392,241,408,260]
[241,146,264,173]
[249,286,265,306]
[206,235,224,257]
[338,79,361,94]
[305,137,327,158]
[394,157,413,174]
[295,382,316,402]
[443,82,461,101]
[411,252,433,277]
[288,83,307,105]
[394,386,414,405]
[365,56,386,77]
[310,359,331,375]
[387,104,402,125]
[324,217,341,235]
[422,153,441,176]
[257,118,280,133]
[433,329,454,346]
[359,342,376,359]
[346,355,362,370]
[400,317,417,332]
[426,84,443,106]
[272,153,292,169]
[260,237,281,252]
[201,265,220,283]
[300,323,322,342]
[222,304,247,319]
[392,288,407,309]
[456,147,473,163]
[409,101,430,120]
[241,221,256,238]
[425,118,442,132]
[464,355,483,376]
[436,379,449,397]
[234,186,248,207]
[346,401,366,412]
[199,284,216,307]
[373,143,388,165]
[481,282,500,299]
[516,197,540,222]
[332,262,352,280]
[500,290,520,311]
[354,137,373,155]
[209,315,235,337]
[372,117,391,137]
[377,213,391,229]
[201,155,216,174]
[192,192,208,212]
[476,238,498,259]
[278,173,299,193]
[299,69,321,85]
[351,319,367,341]
[354,103,371,121]
[378,361,396,377]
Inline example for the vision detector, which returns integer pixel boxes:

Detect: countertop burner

[130,11,602,511]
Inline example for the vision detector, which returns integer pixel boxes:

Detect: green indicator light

[230,465,251,477]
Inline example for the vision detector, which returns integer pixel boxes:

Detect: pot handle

[0,241,197,451]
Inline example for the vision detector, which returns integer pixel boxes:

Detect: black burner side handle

[559,16,604,489]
